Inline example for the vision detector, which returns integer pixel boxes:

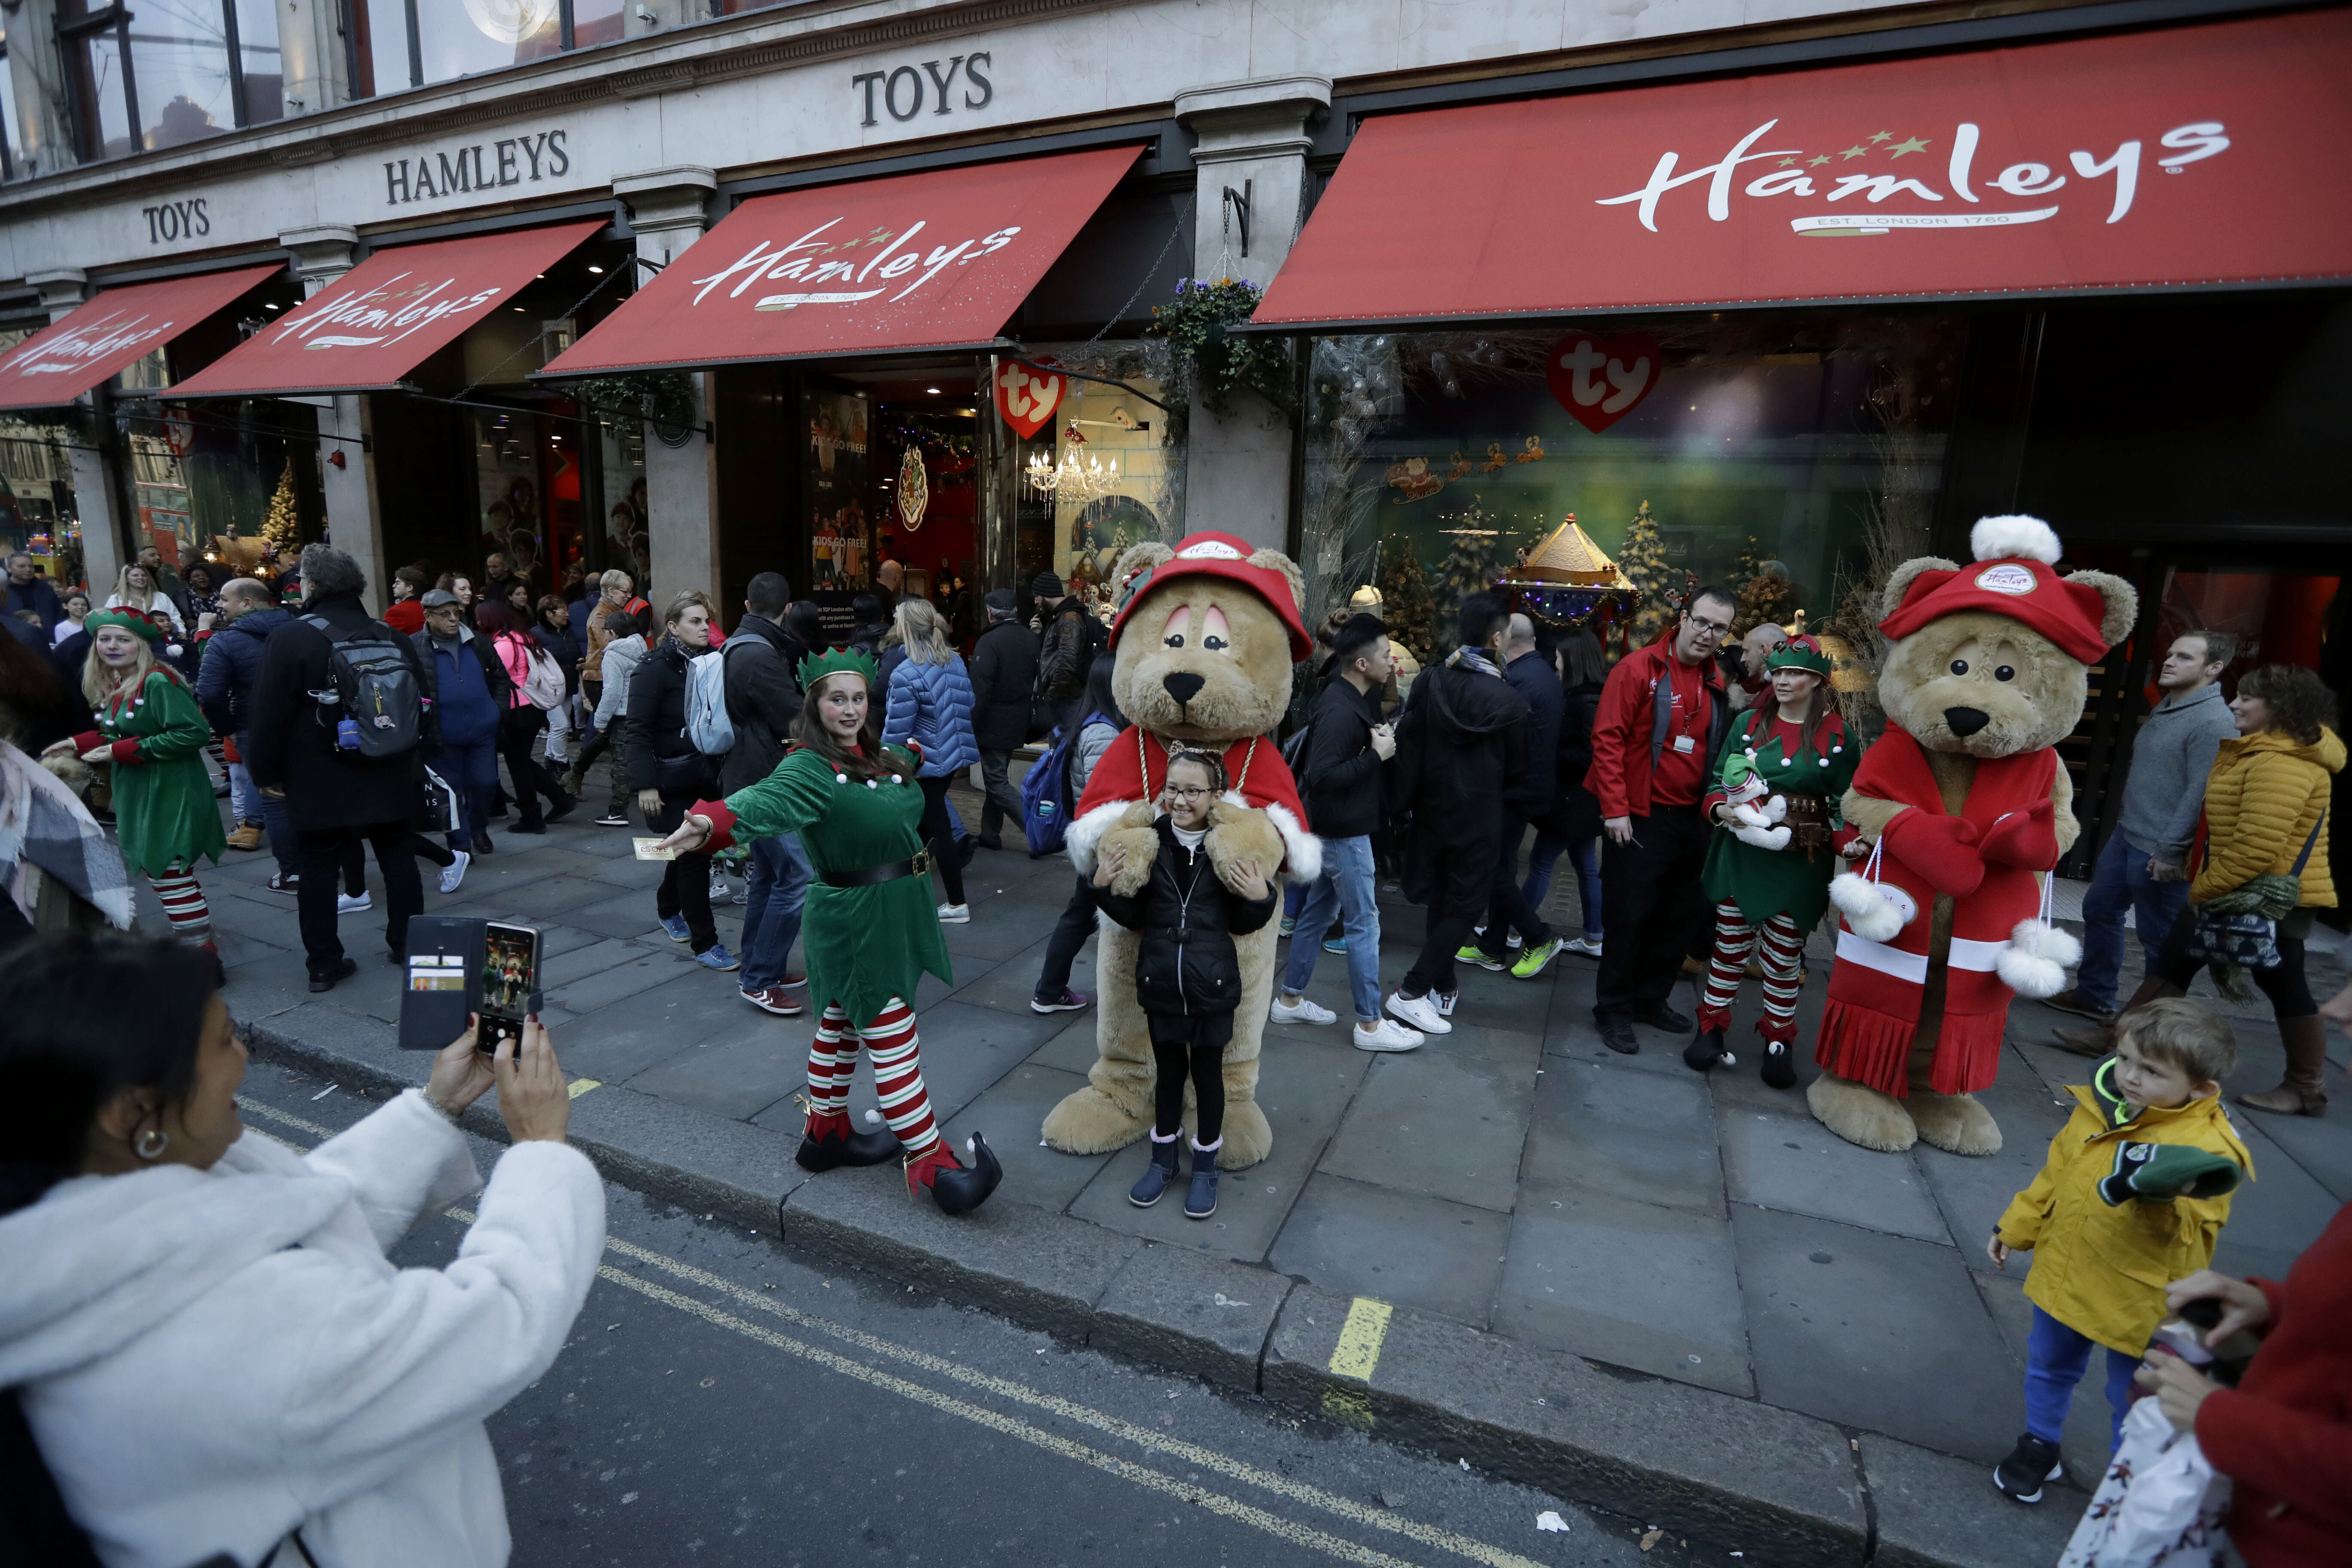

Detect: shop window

[0,330,83,590]
[410,0,560,85]
[1,28,21,180]
[1301,318,1962,668]
[54,0,280,160]
[111,349,322,578]
[1014,341,1179,609]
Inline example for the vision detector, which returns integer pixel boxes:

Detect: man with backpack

[722,572,811,1015]
[247,546,431,991]
[1032,572,1100,739]
[968,588,1040,851]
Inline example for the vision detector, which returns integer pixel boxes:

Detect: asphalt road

[230,1058,1727,1568]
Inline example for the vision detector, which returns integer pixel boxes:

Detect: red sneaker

[740,985,804,1016]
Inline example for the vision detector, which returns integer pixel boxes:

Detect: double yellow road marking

[239,1096,1544,1568]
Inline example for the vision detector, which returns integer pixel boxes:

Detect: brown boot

[2052,974,2184,1055]
[2239,1014,2330,1117]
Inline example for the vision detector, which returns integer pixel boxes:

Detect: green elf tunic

[701,744,952,1027]
[1700,706,1861,930]
[77,667,227,879]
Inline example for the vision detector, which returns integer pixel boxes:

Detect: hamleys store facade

[1,0,2348,865]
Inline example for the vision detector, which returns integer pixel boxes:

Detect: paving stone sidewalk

[190,782,2350,1508]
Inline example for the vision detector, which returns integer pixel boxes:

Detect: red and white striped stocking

[861,998,940,1159]
[803,1004,858,1131]
[149,862,211,947]
[1698,901,1805,1043]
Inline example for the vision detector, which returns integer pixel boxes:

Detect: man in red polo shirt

[1584,585,1734,1055]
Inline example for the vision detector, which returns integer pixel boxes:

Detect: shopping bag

[2058,1397,2230,1568]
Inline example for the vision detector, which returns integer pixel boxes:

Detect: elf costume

[64,608,227,963]
[1690,636,1860,1081]
[689,648,1000,1215]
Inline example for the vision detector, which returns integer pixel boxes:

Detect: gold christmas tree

[259,459,300,551]
[1375,534,1438,664]
[1618,500,1677,646]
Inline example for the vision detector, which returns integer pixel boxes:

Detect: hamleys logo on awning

[1597,118,2232,237]
[688,216,1022,312]
[4,311,172,378]
[273,272,505,352]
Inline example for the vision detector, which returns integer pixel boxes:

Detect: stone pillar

[615,168,719,603]
[30,269,127,596]
[280,225,387,612]
[1173,76,1328,554]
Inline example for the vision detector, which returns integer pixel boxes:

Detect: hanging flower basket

[1147,277,1296,434]
[558,370,699,447]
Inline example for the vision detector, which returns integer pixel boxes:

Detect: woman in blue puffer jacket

[882,597,983,922]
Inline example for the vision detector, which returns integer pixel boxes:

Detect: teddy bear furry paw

[1100,823,1160,898]
[1040,1084,1154,1155]
[1908,1090,2004,1156]
[1807,1073,1919,1153]
[1215,1099,1272,1170]
[1204,802,1284,882]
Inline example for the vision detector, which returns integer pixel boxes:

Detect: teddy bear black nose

[1163,671,1206,705]
[1945,706,1991,737]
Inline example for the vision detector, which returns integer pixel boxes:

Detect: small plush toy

[1815,515,2136,1157]
[1042,532,1319,1170]
[1717,754,1792,851]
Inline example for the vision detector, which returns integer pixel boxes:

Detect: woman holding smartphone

[656,646,1001,1214]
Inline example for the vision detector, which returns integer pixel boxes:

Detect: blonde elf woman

[657,646,1002,1214]
[44,608,227,975]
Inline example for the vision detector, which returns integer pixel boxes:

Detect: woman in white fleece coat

[0,934,605,1568]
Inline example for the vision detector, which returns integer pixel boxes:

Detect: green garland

[555,370,698,444]
[1147,277,1296,433]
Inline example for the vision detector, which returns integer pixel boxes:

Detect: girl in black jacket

[1090,749,1277,1219]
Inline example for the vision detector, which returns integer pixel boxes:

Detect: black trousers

[498,707,569,828]
[917,775,966,905]
[1148,1010,1234,1144]
[1595,804,1711,1018]
[297,821,423,975]
[2155,906,2316,1019]
[650,791,717,952]
[1035,874,1096,999]
[1404,827,1503,998]
[1479,808,1551,958]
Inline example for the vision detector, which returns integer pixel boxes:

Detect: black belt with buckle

[820,848,931,889]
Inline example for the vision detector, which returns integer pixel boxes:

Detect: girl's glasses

[1161,786,1212,800]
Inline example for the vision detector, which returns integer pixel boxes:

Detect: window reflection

[353,0,413,94]
[415,0,561,83]
[233,0,283,126]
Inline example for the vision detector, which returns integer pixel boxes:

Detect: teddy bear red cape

[1069,729,1317,881]
[1816,726,2058,1099]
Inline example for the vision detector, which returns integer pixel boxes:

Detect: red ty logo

[994,361,1065,439]
[1546,331,1662,433]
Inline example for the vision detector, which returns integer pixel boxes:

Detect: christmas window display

[112,349,323,576]
[1298,315,1962,683]
[1004,340,1182,605]
[0,327,81,585]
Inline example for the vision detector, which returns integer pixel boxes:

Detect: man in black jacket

[723,571,810,1014]
[247,545,429,991]
[1032,573,1097,737]
[1469,613,1569,977]
[967,588,1040,849]
[1384,593,1529,1037]
[1270,616,1425,1052]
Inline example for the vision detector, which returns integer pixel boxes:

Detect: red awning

[167,221,605,398]
[1254,11,2352,328]
[542,146,1140,376]
[0,266,281,411]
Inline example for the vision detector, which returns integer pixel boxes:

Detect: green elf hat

[796,645,877,692]
[84,606,168,643]
[2096,1140,2242,1206]
[1765,633,1834,678]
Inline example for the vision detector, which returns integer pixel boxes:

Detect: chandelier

[1024,444,1120,503]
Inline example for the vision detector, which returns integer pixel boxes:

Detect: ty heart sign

[1546,331,1662,433]
[994,361,1065,439]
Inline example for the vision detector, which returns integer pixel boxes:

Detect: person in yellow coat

[1983,998,2251,1503]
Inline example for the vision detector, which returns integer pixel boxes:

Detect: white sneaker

[709,871,729,902]
[1270,995,1336,1026]
[1506,931,1524,950]
[1565,935,1605,959]
[1354,1017,1425,1053]
[937,903,971,924]
[1385,990,1451,1035]
[438,851,471,895]
[336,891,371,914]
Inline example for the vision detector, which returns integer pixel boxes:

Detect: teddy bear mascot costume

[1813,516,2136,1156]
[1041,532,1320,1170]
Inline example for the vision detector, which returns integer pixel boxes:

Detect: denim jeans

[2024,1305,2139,1452]
[225,757,259,825]
[1524,831,1604,940]
[2074,827,2191,1011]
[428,739,498,852]
[257,783,301,878]
[740,832,811,991]
[1280,835,1384,1022]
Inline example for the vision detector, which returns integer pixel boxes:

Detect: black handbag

[2186,809,2326,972]
[654,749,716,793]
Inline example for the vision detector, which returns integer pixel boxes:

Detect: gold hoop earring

[135,1128,170,1161]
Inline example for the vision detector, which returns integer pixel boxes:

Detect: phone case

[399,916,545,1050]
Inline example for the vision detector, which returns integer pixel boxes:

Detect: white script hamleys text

[271,272,505,353]
[3,311,171,380]
[688,217,1021,311]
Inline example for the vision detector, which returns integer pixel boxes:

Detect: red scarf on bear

[1816,728,2054,1098]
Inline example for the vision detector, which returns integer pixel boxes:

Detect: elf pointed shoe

[906,1132,1003,1215]
[1683,1026,1733,1072]
[2239,1014,2329,1117]
[796,1106,901,1171]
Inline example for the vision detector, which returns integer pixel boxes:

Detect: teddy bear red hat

[1107,530,1313,662]
[1876,515,2118,665]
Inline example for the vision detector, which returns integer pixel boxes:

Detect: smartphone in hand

[475,921,541,1054]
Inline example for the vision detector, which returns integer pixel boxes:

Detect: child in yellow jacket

[1986,998,2251,1504]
